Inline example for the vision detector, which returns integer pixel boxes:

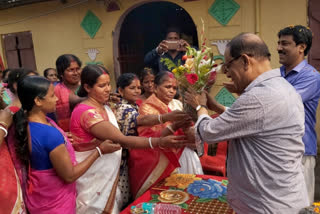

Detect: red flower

[185,73,198,85]
[182,55,188,61]
[208,71,217,84]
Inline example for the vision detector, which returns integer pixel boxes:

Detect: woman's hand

[158,135,187,148]
[162,110,188,123]
[0,108,13,128]
[172,117,193,130]
[99,140,121,154]
[184,87,200,109]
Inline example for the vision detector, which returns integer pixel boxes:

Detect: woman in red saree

[0,108,26,214]
[131,71,203,198]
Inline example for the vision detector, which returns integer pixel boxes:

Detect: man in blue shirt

[277,25,320,204]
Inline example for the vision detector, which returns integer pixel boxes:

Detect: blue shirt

[280,60,320,156]
[29,122,65,170]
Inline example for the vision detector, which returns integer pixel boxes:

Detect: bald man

[185,33,309,213]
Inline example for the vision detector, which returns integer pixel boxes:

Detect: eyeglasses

[221,55,242,73]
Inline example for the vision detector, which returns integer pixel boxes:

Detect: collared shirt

[144,48,185,73]
[280,59,320,156]
[195,69,309,213]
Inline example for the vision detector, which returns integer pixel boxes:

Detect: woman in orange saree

[130,71,203,198]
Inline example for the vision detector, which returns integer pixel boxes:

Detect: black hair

[117,73,138,89]
[55,54,82,80]
[14,76,51,166]
[8,68,38,94]
[2,68,12,83]
[43,68,56,78]
[277,25,313,56]
[78,65,110,97]
[154,71,174,86]
[139,67,155,83]
[227,33,271,60]
[165,27,181,39]
[139,67,155,94]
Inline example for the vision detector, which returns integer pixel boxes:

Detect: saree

[25,118,77,214]
[70,103,122,214]
[0,141,26,214]
[54,83,72,132]
[131,94,203,198]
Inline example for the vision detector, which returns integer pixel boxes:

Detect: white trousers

[302,155,316,204]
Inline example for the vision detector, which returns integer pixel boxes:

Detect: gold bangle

[0,121,8,129]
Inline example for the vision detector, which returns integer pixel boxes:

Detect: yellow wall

[1,0,317,140]
[0,0,308,84]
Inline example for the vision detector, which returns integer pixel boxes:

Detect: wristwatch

[196,105,207,111]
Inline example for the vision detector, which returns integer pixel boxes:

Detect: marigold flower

[165,174,201,189]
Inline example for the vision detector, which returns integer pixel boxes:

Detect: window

[2,31,37,70]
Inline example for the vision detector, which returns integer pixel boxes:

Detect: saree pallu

[70,104,122,214]
[130,94,184,198]
[54,83,72,132]
[0,141,26,214]
[25,118,77,214]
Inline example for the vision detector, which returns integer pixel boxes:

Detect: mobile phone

[166,40,180,50]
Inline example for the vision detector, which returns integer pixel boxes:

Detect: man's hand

[157,40,169,55]
[177,39,190,52]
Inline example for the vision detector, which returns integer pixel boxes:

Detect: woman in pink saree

[70,65,187,213]
[13,76,119,213]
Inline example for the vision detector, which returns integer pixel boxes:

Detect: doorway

[113,1,198,78]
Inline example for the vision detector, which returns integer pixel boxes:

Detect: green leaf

[179,203,189,209]
[151,194,158,199]
[221,180,229,186]
[218,195,227,203]
[196,198,212,203]
[149,199,160,203]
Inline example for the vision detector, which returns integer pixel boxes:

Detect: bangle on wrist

[167,125,175,134]
[0,121,8,129]
[96,146,103,157]
[158,114,163,124]
[0,126,7,137]
[158,137,165,150]
[148,137,154,149]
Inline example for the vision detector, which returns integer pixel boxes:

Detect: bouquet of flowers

[160,20,221,120]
